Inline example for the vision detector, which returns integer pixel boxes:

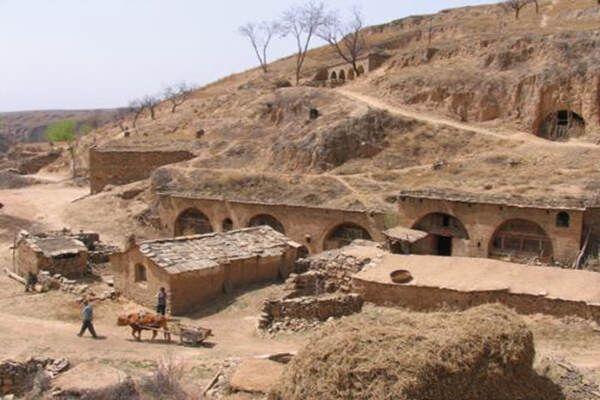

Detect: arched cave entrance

[357,65,365,76]
[489,219,553,261]
[537,110,586,141]
[330,71,337,81]
[339,70,346,81]
[412,213,469,256]
[323,223,372,251]
[348,69,355,80]
[248,214,285,234]
[174,208,213,236]
[222,218,234,232]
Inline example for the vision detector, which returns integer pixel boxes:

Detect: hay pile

[273,304,563,400]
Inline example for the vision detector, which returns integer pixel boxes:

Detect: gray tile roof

[137,226,296,274]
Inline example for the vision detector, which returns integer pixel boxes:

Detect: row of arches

[173,208,373,254]
[410,211,569,261]
[330,65,365,82]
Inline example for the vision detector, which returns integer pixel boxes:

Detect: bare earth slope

[75,0,600,212]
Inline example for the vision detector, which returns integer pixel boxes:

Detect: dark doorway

[437,235,452,256]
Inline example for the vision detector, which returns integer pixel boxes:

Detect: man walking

[78,299,98,338]
[156,287,167,315]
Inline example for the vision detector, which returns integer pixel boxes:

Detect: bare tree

[128,99,145,130]
[140,95,160,120]
[238,21,279,73]
[318,7,366,75]
[280,1,332,85]
[163,82,194,113]
[113,107,133,132]
[502,0,539,19]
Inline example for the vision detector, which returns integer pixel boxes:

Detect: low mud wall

[89,147,195,193]
[353,278,600,322]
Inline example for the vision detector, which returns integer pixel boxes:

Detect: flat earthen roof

[354,254,600,306]
[23,235,87,258]
[396,189,589,211]
[137,226,297,275]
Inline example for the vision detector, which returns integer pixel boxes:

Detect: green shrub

[45,119,76,142]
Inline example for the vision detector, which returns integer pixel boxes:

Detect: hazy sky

[0,0,495,112]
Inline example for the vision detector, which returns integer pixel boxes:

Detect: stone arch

[248,214,285,234]
[412,213,469,256]
[323,222,372,251]
[330,71,337,81]
[348,69,355,80]
[339,70,346,81]
[489,219,553,261]
[222,218,234,232]
[357,65,365,76]
[174,208,213,236]
[537,110,586,141]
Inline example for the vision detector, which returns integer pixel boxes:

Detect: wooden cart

[170,323,212,346]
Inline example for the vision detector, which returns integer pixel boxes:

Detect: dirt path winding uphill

[337,88,598,150]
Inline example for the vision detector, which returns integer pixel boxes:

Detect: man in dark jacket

[77,300,98,338]
[156,287,167,315]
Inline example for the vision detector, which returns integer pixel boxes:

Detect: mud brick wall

[89,148,195,193]
[262,293,364,324]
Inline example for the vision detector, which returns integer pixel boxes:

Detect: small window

[556,212,570,228]
[135,264,147,282]
[222,218,233,232]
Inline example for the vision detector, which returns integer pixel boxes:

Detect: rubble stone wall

[260,293,364,327]
[0,357,68,396]
[89,148,195,193]
[158,194,386,254]
[396,196,584,264]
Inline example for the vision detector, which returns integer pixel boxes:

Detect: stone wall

[89,147,195,193]
[158,194,387,255]
[259,294,364,330]
[396,196,584,264]
[0,357,69,396]
[17,150,61,174]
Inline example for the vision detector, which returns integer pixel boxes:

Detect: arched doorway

[330,71,337,81]
[323,223,372,251]
[348,69,355,80]
[357,65,365,76]
[537,110,585,141]
[489,219,553,261]
[248,214,285,234]
[174,208,213,236]
[222,218,234,232]
[412,213,469,256]
[339,70,346,81]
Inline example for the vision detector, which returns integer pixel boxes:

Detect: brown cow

[117,312,171,342]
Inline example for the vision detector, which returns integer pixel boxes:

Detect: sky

[0,0,496,112]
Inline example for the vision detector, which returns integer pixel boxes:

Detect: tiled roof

[137,226,296,275]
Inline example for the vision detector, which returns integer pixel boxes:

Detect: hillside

[0,108,119,152]
[75,0,600,212]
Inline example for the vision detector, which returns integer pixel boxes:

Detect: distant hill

[0,109,120,152]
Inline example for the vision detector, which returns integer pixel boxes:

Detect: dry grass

[273,304,564,400]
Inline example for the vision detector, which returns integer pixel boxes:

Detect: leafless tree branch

[239,21,279,73]
[280,1,332,85]
[318,7,366,75]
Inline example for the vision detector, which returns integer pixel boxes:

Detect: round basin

[390,269,413,284]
